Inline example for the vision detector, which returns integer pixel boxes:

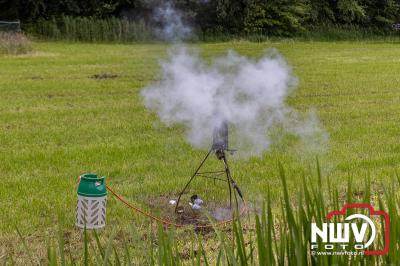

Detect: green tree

[363,0,400,30]
[215,0,247,33]
[336,0,366,24]
[305,0,336,24]
[244,0,307,36]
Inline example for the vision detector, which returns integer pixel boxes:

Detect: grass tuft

[0,32,32,54]
[28,16,153,43]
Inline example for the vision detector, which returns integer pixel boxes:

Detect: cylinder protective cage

[76,174,107,229]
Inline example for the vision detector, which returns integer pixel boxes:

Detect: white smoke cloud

[154,2,192,42]
[141,47,327,157]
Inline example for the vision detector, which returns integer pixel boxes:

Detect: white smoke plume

[154,2,192,42]
[142,47,327,157]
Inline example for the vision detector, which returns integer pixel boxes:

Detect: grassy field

[1,40,400,262]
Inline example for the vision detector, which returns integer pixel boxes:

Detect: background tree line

[1,0,400,38]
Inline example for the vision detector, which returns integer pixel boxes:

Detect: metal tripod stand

[174,146,243,213]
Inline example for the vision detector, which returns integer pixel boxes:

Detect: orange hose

[78,176,247,228]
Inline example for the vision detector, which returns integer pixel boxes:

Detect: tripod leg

[226,168,232,209]
[221,154,233,208]
[175,149,213,213]
[222,155,243,210]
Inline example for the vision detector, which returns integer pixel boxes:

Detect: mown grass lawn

[1,40,400,260]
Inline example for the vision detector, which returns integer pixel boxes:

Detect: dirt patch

[147,193,210,227]
[353,190,364,197]
[30,76,43,80]
[179,250,191,260]
[89,73,118,80]
[146,193,241,232]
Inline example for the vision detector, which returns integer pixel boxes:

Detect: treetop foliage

[1,0,400,36]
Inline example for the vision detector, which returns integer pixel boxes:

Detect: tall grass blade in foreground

[84,227,89,266]
[102,228,117,265]
[58,219,65,266]
[15,227,35,266]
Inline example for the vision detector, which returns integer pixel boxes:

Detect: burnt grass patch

[89,73,118,80]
